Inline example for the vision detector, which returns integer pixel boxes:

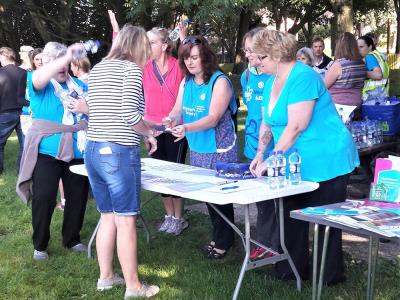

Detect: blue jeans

[0,110,24,174]
[84,140,141,215]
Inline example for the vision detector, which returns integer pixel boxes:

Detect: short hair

[0,47,16,62]
[334,32,362,61]
[29,48,43,70]
[242,27,264,48]
[358,35,376,51]
[178,36,220,84]
[106,24,151,69]
[312,37,325,46]
[42,42,67,64]
[296,47,314,66]
[147,27,173,54]
[253,29,297,63]
[71,57,91,73]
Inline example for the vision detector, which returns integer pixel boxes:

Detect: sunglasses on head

[182,36,202,45]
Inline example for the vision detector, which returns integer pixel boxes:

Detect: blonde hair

[253,29,297,62]
[42,42,67,64]
[147,27,173,54]
[0,47,16,62]
[106,24,151,69]
[72,57,91,73]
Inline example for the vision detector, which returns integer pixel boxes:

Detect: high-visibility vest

[362,50,390,100]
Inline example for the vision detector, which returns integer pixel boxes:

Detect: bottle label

[290,164,299,174]
[278,166,285,176]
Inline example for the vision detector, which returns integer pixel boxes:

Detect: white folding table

[71,158,319,300]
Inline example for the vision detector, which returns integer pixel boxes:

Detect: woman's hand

[68,97,89,114]
[171,124,186,142]
[145,135,157,155]
[254,159,268,178]
[162,116,177,129]
[250,152,264,177]
[108,10,120,33]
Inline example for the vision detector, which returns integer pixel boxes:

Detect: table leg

[138,214,151,243]
[317,226,330,300]
[88,219,101,259]
[278,197,302,291]
[366,237,379,300]
[232,204,251,300]
[312,224,319,300]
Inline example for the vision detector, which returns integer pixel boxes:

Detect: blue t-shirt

[262,62,359,182]
[365,53,379,71]
[28,78,87,159]
[182,71,237,153]
[22,71,33,115]
[240,68,273,160]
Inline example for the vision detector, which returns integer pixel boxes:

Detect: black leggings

[31,154,89,250]
[275,173,349,284]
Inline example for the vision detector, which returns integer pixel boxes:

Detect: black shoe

[200,242,214,255]
[208,248,227,259]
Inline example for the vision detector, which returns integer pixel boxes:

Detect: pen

[221,185,240,191]
[218,180,238,186]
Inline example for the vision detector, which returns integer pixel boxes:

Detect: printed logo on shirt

[258,81,264,89]
[244,86,253,102]
[200,93,206,101]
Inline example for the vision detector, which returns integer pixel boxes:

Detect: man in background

[0,47,27,175]
[312,37,333,77]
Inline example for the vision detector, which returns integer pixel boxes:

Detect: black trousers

[275,174,349,285]
[206,203,235,250]
[31,154,89,250]
[256,199,279,249]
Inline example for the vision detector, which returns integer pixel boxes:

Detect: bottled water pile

[350,121,383,149]
[265,150,301,189]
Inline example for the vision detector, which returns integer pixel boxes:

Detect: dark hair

[334,32,362,61]
[178,35,220,84]
[29,48,43,70]
[242,27,264,48]
[358,35,376,51]
[312,37,325,46]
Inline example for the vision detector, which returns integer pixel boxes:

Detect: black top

[0,64,27,113]
[315,53,333,70]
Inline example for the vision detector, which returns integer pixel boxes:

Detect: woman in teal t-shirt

[250,29,359,285]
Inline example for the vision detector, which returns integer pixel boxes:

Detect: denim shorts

[84,140,141,215]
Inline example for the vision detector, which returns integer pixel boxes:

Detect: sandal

[200,242,215,255]
[207,248,227,259]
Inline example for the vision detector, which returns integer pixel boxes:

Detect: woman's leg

[115,215,141,290]
[97,213,117,279]
[206,203,235,252]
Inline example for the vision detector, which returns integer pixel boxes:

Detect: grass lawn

[0,112,399,300]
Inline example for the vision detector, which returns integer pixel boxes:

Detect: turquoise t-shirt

[28,77,87,159]
[365,53,379,71]
[182,71,237,153]
[240,68,273,160]
[262,62,359,182]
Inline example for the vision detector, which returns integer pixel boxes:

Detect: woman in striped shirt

[84,25,159,299]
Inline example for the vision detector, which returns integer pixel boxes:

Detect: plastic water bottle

[265,151,277,190]
[168,15,189,41]
[275,150,286,188]
[73,40,101,59]
[288,149,301,185]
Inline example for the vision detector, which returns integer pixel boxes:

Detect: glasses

[182,36,202,45]
[258,55,268,60]
[242,48,253,54]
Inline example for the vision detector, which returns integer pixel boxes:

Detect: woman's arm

[367,66,383,80]
[324,61,341,89]
[273,100,315,153]
[250,107,273,176]
[32,43,83,91]
[163,79,185,128]
[108,10,120,33]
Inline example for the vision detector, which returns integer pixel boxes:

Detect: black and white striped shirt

[87,59,144,146]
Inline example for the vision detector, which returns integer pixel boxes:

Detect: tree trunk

[394,0,400,54]
[232,7,251,74]
[330,0,354,51]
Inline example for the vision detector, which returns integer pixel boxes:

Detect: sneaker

[97,273,125,291]
[169,218,189,236]
[158,215,172,232]
[70,243,88,253]
[33,249,49,261]
[249,246,274,261]
[124,283,160,299]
